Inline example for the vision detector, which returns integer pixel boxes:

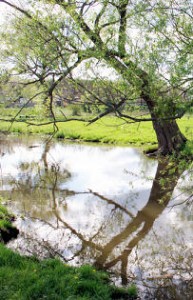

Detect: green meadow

[1,107,193,148]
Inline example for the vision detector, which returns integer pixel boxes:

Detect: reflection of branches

[168,193,193,209]
[54,207,103,253]
[16,230,68,261]
[94,158,185,283]
[41,140,52,172]
[88,189,134,218]
[41,157,185,287]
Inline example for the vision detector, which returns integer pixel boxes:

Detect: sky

[0,0,26,25]
[0,1,15,25]
[0,2,9,24]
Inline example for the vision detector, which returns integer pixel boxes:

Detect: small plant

[0,200,19,243]
[12,127,22,133]
[56,131,65,139]
[181,141,193,157]
[0,202,12,225]
[128,284,138,298]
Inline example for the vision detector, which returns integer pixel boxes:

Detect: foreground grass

[1,112,193,147]
[0,244,137,300]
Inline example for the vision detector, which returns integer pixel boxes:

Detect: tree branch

[55,0,103,46]
[117,1,129,56]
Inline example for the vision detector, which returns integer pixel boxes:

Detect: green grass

[181,140,193,156]
[0,201,13,232]
[0,199,19,243]
[0,243,137,300]
[0,108,193,147]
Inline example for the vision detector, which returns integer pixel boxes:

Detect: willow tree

[1,0,193,154]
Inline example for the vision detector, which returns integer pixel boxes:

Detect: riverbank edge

[0,202,137,299]
[0,201,19,243]
[1,129,193,158]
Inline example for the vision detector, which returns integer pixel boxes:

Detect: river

[0,135,193,299]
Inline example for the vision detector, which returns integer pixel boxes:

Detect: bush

[71,104,81,116]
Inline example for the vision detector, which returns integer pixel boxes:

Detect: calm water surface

[0,135,193,299]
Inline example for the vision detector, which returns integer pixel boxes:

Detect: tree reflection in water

[1,139,193,299]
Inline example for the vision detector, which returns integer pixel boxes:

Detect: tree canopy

[0,0,193,154]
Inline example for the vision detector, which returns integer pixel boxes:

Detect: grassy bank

[0,201,19,243]
[0,243,137,300]
[1,112,193,146]
[0,202,12,232]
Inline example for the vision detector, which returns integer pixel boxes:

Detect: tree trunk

[144,95,187,155]
[109,57,187,155]
[151,118,187,155]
